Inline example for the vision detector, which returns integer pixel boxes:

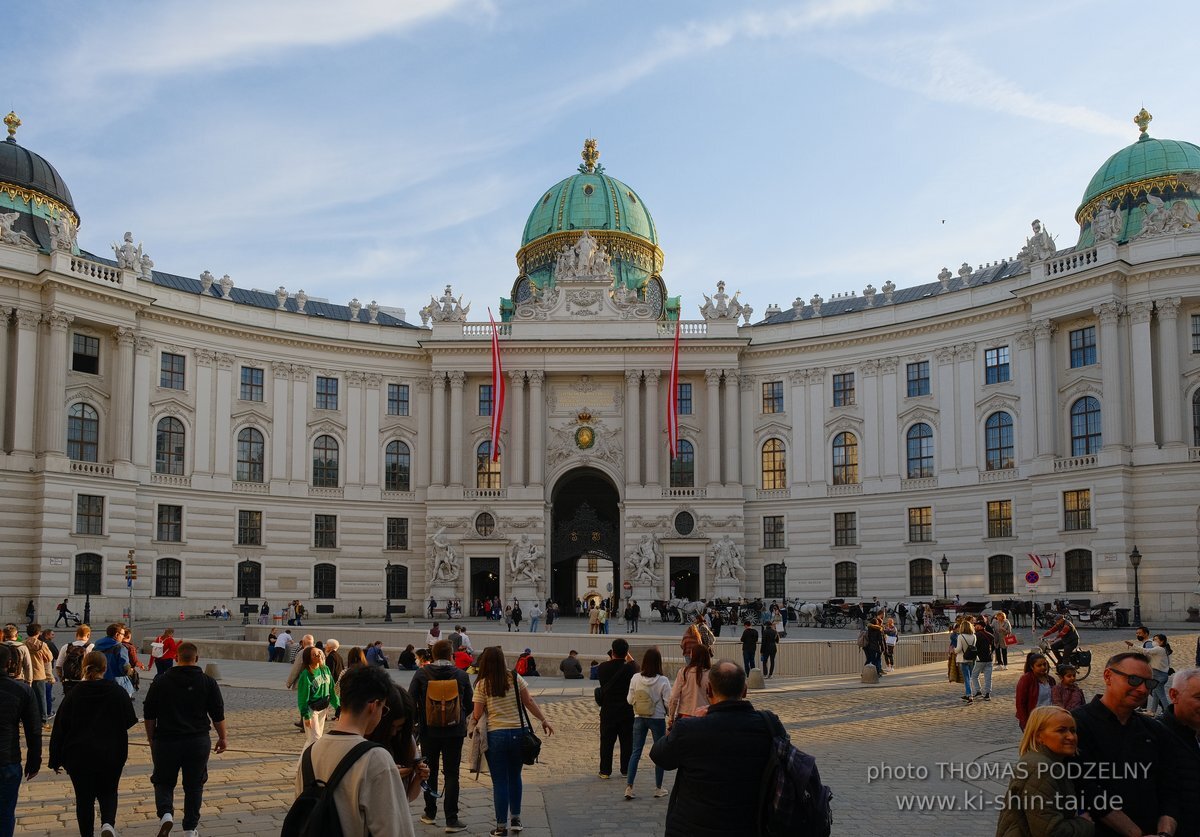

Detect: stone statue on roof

[0,212,37,249]
[1091,202,1122,242]
[112,231,143,270]
[1017,219,1056,265]
[420,284,470,324]
[699,280,746,321]
[555,230,612,282]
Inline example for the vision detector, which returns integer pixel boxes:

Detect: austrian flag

[489,309,505,461]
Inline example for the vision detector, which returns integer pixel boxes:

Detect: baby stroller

[57,608,82,627]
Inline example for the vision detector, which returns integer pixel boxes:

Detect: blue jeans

[0,762,22,837]
[44,682,54,716]
[742,650,755,672]
[626,718,665,790]
[865,649,882,676]
[31,681,48,724]
[529,618,540,633]
[971,661,993,697]
[485,729,525,825]
[1147,670,1170,715]
[960,662,975,696]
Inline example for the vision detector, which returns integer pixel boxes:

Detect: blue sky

[7,1,1198,320]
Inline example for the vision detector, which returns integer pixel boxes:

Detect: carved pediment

[1058,376,1104,410]
[896,405,939,429]
[148,394,192,415]
[975,392,1019,420]
[308,418,346,438]
[824,415,864,437]
[231,405,270,425]
[64,383,110,407]
[754,420,791,443]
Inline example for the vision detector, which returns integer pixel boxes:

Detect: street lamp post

[240,560,251,625]
[384,560,393,623]
[939,554,950,600]
[1129,546,1143,626]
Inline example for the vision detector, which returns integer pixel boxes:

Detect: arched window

[905,423,934,479]
[908,558,933,597]
[834,561,858,598]
[832,432,858,485]
[156,558,182,597]
[985,412,1014,471]
[386,564,409,600]
[670,440,695,488]
[74,553,102,595]
[312,435,340,487]
[314,563,337,599]
[476,441,501,490]
[67,403,99,462]
[1064,549,1093,592]
[385,441,412,492]
[155,417,186,475]
[1070,397,1102,456]
[761,438,786,489]
[764,563,786,599]
[1192,390,1200,447]
[987,555,1014,595]
[237,428,265,483]
[236,560,262,599]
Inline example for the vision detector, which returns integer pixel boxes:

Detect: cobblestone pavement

[14,632,1196,836]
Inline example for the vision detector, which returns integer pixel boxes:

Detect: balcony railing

[464,488,506,500]
[900,477,938,491]
[1053,454,1097,472]
[979,467,1018,483]
[662,487,706,498]
[308,486,344,499]
[151,473,192,488]
[70,461,114,477]
[1045,248,1097,277]
[69,257,121,285]
[233,481,269,494]
[827,483,863,496]
[756,488,791,500]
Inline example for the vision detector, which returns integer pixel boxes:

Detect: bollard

[204,663,221,681]
[747,668,766,690]
[860,664,880,684]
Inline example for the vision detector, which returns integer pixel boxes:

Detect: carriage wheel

[1099,615,1114,630]
[833,614,848,628]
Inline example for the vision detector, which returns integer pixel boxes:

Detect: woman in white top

[954,621,978,703]
[1142,633,1172,717]
[624,647,672,800]
[667,645,711,728]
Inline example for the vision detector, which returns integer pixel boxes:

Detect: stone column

[860,361,880,480]
[1093,303,1125,450]
[271,364,291,480]
[1015,330,1037,464]
[644,369,661,486]
[416,377,432,489]
[290,366,310,481]
[935,347,957,472]
[1128,303,1155,448]
[625,370,642,486]
[448,370,465,487]
[722,369,740,486]
[213,354,234,476]
[363,374,382,487]
[704,368,721,488]
[0,310,8,451]
[955,343,977,468]
[527,370,545,486]
[430,372,447,486]
[740,373,758,487]
[1155,298,1184,446]
[346,371,364,485]
[879,358,899,477]
[509,370,526,487]
[1033,321,1057,458]
[194,350,215,474]
[110,327,136,463]
[10,309,39,454]
[806,368,826,483]
[787,371,807,487]
[40,309,73,455]
[132,337,154,468]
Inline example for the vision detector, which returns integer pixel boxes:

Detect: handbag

[308,695,332,712]
[1004,634,1019,646]
[513,669,542,765]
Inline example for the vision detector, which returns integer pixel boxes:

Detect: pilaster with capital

[416,377,432,489]
[806,368,826,483]
[11,310,39,453]
[214,352,234,477]
[527,370,545,485]
[0,311,9,450]
[290,367,310,480]
[1015,330,1037,466]
[39,310,74,455]
[1128,304,1155,447]
[270,365,291,480]
[1156,297,1184,445]
[509,370,527,487]
[936,349,958,470]
[430,372,447,486]
[132,335,153,467]
[110,328,136,463]
[880,358,900,477]
[1093,302,1125,449]
[346,371,363,485]
[739,373,757,486]
[785,371,808,486]
[722,369,741,486]
[195,349,214,475]
[1032,321,1058,458]
[862,360,881,479]
[644,369,661,486]
[954,344,976,468]
[625,370,642,485]
[361,376,381,487]
[447,370,465,487]
[704,369,722,487]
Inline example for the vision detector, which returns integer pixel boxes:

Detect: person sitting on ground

[589,660,601,680]
[559,650,584,680]
[453,647,474,671]
[398,644,418,671]
[515,649,539,677]
[366,641,390,669]
[415,649,432,667]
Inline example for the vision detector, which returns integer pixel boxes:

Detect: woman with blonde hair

[994,705,1094,836]
[993,611,1015,669]
[954,620,978,702]
[48,650,139,837]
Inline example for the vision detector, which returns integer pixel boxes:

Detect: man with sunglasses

[1071,651,1180,837]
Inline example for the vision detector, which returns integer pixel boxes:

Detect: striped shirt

[473,672,528,730]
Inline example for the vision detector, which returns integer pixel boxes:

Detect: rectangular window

[386,517,409,550]
[156,504,183,542]
[833,512,857,547]
[987,500,1013,539]
[237,510,263,546]
[315,376,338,410]
[677,382,692,415]
[75,494,104,535]
[240,366,264,401]
[907,507,932,543]
[314,514,338,549]
[387,383,410,416]
[1192,314,1200,353]
[160,352,186,389]
[762,381,783,414]
[985,346,1011,384]
[906,361,930,397]
[71,334,100,374]
[1069,326,1097,368]
[1063,489,1091,531]
[762,515,785,549]
[479,384,493,417]
[832,372,855,407]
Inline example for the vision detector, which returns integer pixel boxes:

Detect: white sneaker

[100,826,117,837]
[156,814,173,837]
[181,830,198,837]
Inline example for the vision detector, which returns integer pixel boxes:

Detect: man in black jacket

[144,642,227,837]
[650,660,776,836]
[409,639,472,832]
[595,638,637,779]
[0,644,40,836]
[1158,667,1200,836]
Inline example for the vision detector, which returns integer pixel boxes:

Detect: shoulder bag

[513,669,542,765]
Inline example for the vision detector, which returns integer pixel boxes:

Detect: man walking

[53,625,93,696]
[650,660,783,834]
[0,644,41,837]
[296,665,412,837]
[36,630,57,721]
[20,627,52,728]
[528,602,542,633]
[739,621,757,673]
[409,639,471,832]
[144,642,227,837]
[595,638,637,780]
[54,600,70,629]
[630,601,640,634]
[0,628,32,689]
[92,623,133,697]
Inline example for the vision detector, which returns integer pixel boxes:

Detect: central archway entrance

[550,468,621,615]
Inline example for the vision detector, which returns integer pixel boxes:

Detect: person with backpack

[148,627,179,677]
[54,625,94,696]
[408,639,472,832]
[515,650,539,677]
[0,643,41,837]
[624,647,672,800]
[287,664,411,837]
[1,625,33,689]
[55,599,71,629]
[22,626,53,728]
[91,625,132,697]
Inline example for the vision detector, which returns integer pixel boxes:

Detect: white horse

[791,601,822,626]
[670,598,707,620]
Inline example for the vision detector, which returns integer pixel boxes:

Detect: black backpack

[281,741,381,837]
[757,711,833,837]
[61,643,87,681]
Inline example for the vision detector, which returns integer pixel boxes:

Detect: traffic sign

[1024,570,1040,585]
[622,580,632,591]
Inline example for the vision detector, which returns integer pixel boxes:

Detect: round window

[475,512,495,537]
[583,184,594,196]
[674,511,695,536]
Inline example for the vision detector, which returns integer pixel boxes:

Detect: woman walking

[760,621,780,678]
[1015,652,1056,730]
[624,647,672,800]
[148,627,178,677]
[471,646,554,836]
[667,645,712,728]
[296,646,339,746]
[992,611,1014,669]
[883,618,899,672]
[954,621,978,702]
[995,706,1094,836]
[1140,633,1172,716]
[48,651,139,837]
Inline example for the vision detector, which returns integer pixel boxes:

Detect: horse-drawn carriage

[650,597,707,623]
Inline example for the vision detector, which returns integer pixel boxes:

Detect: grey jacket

[994,749,1095,837]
